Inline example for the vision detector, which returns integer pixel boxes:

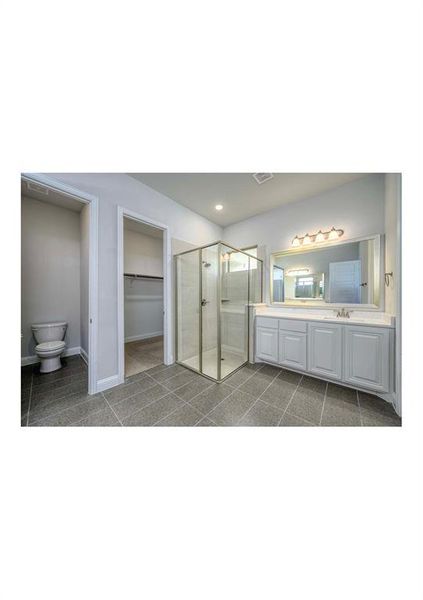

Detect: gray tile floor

[21,357,401,427]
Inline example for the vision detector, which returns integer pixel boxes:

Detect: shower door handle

[201,299,209,307]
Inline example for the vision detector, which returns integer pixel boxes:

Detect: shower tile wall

[201,246,218,353]
[177,251,200,363]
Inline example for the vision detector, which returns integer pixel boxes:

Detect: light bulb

[315,230,325,243]
[328,227,338,240]
[215,204,223,211]
[303,233,311,245]
[292,236,301,247]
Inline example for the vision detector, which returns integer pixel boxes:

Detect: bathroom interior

[20,172,401,427]
[21,178,91,409]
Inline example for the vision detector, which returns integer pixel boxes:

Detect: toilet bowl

[31,322,68,373]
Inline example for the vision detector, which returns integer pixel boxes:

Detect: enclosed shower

[175,242,263,382]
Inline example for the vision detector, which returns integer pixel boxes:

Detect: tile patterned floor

[124,336,163,377]
[21,356,401,427]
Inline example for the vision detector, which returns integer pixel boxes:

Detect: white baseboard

[124,331,163,343]
[21,346,81,366]
[96,374,121,393]
[80,347,89,366]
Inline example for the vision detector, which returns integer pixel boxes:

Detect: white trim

[80,347,89,365]
[96,374,121,393]
[117,207,172,386]
[125,331,163,343]
[21,346,82,366]
[21,173,99,395]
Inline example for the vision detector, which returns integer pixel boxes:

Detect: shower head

[202,261,211,268]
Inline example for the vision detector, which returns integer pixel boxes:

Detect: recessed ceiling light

[215,204,223,211]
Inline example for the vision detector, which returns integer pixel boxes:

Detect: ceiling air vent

[26,181,49,195]
[253,173,274,185]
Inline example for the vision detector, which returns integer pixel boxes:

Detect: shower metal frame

[174,241,263,383]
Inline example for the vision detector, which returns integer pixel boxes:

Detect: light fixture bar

[291,227,344,247]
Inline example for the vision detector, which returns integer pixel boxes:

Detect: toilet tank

[31,322,68,344]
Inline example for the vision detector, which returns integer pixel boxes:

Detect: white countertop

[255,307,395,328]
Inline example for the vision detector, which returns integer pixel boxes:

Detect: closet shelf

[124,273,163,280]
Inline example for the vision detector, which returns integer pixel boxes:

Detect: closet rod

[124,273,164,280]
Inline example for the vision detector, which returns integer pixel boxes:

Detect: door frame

[117,206,172,384]
[21,173,99,395]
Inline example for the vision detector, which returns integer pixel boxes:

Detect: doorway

[21,174,98,399]
[117,207,171,384]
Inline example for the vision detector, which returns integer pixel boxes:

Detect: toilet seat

[36,341,66,353]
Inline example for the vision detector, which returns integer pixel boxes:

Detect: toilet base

[39,356,62,374]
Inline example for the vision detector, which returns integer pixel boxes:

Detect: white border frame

[117,206,172,385]
[21,173,99,395]
[269,233,384,311]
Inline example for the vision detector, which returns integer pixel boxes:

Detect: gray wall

[21,196,81,358]
[223,174,386,304]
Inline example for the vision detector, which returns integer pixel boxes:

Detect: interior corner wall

[41,174,223,383]
[222,174,386,305]
[21,196,81,358]
[80,204,90,357]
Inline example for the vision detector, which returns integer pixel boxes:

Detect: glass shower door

[219,243,249,379]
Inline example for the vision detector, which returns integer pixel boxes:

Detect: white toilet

[31,322,68,373]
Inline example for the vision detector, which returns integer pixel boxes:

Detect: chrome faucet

[336,308,352,318]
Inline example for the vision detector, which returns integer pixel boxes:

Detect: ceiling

[124,216,163,238]
[21,178,83,212]
[130,173,369,227]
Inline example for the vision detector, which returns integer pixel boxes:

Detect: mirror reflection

[271,237,380,306]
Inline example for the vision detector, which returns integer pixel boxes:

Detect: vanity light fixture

[291,227,344,247]
[287,268,310,276]
[315,230,325,243]
[215,204,223,211]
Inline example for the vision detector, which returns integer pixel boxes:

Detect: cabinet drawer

[278,318,307,333]
[256,317,278,330]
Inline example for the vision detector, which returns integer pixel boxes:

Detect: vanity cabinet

[279,331,307,370]
[255,316,393,394]
[256,319,279,363]
[343,325,390,393]
[308,323,343,381]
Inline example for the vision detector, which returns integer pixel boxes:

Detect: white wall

[223,174,386,304]
[124,228,164,342]
[80,204,89,357]
[384,174,401,316]
[21,196,81,358]
[43,173,223,382]
[124,228,163,276]
[384,173,401,413]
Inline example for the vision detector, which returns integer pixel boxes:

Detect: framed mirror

[270,234,383,309]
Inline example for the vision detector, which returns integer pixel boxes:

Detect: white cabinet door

[344,326,390,392]
[256,327,278,363]
[279,331,307,371]
[308,323,343,381]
